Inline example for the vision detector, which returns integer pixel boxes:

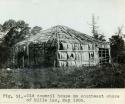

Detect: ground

[0,63,125,88]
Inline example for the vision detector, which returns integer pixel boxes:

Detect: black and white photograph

[0,0,125,89]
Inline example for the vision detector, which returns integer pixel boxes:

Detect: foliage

[31,26,42,35]
[2,20,30,47]
[0,20,31,67]
[0,64,124,88]
[2,19,16,31]
[0,69,17,88]
[94,33,106,41]
[0,46,10,68]
[109,26,125,62]
[0,24,3,31]
[110,35,124,56]
[0,19,124,88]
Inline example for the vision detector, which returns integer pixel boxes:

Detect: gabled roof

[16,25,109,46]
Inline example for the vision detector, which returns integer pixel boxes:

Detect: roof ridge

[15,25,108,46]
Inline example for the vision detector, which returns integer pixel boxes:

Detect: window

[99,48,109,64]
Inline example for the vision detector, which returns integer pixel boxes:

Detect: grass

[0,63,125,88]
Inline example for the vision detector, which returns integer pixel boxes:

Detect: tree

[0,24,3,31]
[109,26,125,61]
[31,26,42,35]
[90,15,106,41]
[15,20,31,43]
[0,20,31,67]
[2,19,16,31]
[16,20,29,29]
[3,20,30,47]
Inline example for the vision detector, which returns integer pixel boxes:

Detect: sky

[0,0,125,40]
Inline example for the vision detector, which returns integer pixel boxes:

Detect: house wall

[11,41,110,68]
[57,42,99,67]
[11,41,57,68]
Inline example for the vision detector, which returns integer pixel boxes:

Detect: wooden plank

[58,50,97,52]
[58,59,98,61]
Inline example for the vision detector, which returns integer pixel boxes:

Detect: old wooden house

[11,25,110,68]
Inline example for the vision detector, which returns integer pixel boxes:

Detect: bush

[0,69,17,88]
[0,64,125,88]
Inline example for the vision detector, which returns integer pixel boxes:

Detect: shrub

[0,64,125,88]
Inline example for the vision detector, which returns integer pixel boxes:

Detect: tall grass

[0,64,125,88]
